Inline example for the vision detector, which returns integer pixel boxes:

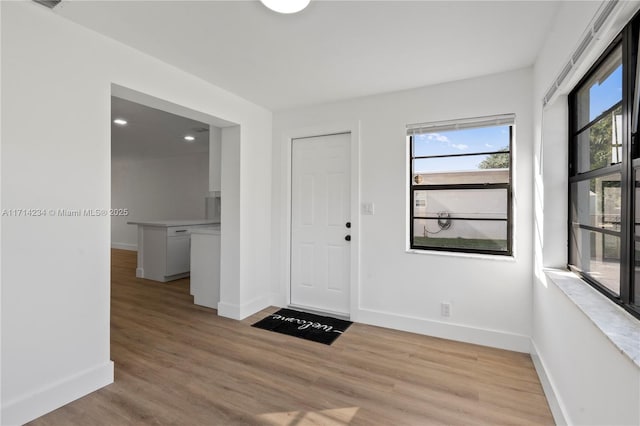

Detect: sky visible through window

[412,64,622,174]
[589,64,622,122]
[413,126,509,172]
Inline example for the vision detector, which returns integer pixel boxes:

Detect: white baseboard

[357,308,531,353]
[217,301,240,319]
[530,340,568,426]
[269,291,286,308]
[111,242,137,251]
[1,361,114,426]
[218,295,271,320]
[240,295,271,319]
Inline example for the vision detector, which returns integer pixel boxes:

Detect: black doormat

[251,308,352,345]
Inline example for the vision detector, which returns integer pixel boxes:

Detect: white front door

[291,133,351,315]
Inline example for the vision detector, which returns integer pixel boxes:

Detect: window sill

[406,248,516,262]
[544,269,640,368]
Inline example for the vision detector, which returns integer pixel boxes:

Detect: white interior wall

[0,2,271,424]
[272,67,534,352]
[219,125,241,315]
[111,153,210,250]
[209,126,222,192]
[0,0,4,413]
[532,2,640,425]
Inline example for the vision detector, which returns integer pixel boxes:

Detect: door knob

[346,222,351,228]
[345,235,351,241]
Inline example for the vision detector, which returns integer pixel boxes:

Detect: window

[408,115,514,255]
[569,15,640,319]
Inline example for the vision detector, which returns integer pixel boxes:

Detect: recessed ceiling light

[113,118,128,126]
[184,135,195,142]
[260,0,310,14]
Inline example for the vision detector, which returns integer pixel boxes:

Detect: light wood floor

[30,249,554,425]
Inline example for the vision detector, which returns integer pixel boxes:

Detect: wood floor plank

[28,249,554,425]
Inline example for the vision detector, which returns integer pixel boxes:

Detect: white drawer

[167,227,191,237]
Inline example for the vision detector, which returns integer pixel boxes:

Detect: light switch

[362,202,375,215]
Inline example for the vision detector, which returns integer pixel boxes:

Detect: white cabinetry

[128,220,218,283]
[190,228,221,309]
[166,228,191,276]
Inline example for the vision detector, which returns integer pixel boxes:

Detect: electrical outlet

[441,302,451,317]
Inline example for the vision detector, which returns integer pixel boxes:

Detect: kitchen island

[128,220,219,282]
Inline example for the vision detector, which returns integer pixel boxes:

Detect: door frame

[280,121,361,320]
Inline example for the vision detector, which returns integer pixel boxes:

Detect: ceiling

[58,1,563,111]
[111,97,210,159]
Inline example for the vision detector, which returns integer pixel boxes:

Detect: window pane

[413,189,507,219]
[570,173,622,231]
[635,241,640,306]
[575,45,622,130]
[636,170,640,305]
[575,105,622,173]
[413,126,510,157]
[636,169,640,236]
[569,226,620,295]
[409,119,512,255]
[413,154,509,185]
[413,219,507,252]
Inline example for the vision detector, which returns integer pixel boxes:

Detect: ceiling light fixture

[184,135,195,142]
[113,118,128,126]
[260,0,310,14]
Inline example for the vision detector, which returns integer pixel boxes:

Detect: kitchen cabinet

[190,227,221,309]
[128,220,219,282]
[166,228,191,276]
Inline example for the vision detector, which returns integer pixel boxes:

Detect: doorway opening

[108,83,239,368]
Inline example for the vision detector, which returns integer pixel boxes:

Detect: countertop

[190,225,221,236]
[127,220,219,227]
